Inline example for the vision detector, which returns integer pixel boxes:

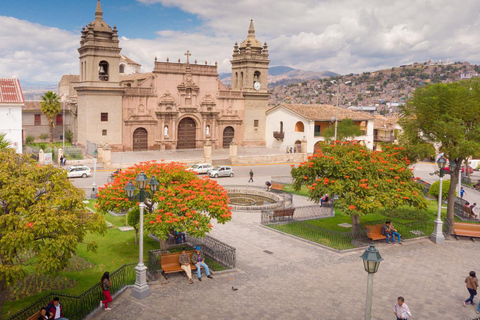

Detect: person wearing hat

[191,246,213,281]
[178,247,193,284]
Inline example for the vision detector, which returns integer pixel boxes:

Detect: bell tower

[231,20,270,146]
[75,0,124,150]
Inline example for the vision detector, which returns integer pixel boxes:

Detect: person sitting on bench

[191,246,213,281]
[265,181,272,191]
[178,248,193,284]
[474,180,480,190]
[320,194,329,206]
[382,221,402,244]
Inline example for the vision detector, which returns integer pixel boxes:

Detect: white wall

[267,107,375,153]
[0,103,23,153]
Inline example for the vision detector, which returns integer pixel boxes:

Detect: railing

[8,263,136,320]
[148,234,236,278]
[374,135,396,142]
[261,204,334,225]
[273,131,284,140]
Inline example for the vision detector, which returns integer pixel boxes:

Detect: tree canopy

[40,91,61,143]
[400,79,480,233]
[0,149,106,313]
[95,161,232,242]
[322,118,364,141]
[291,142,427,233]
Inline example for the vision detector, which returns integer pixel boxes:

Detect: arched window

[240,72,244,89]
[254,71,261,80]
[235,72,238,89]
[119,64,125,73]
[280,121,283,133]
[98,61,109,81]
[295,121,304,132]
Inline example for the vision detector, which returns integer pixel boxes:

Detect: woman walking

[464,271,478,307]
[100,271,113,311]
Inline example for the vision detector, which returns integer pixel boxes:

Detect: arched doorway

[294,140,302,153]
[133,128,148,151]
[223,126,235,148]
[177,117,196,149]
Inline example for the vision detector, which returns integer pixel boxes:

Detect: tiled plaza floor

[90,200,480,320]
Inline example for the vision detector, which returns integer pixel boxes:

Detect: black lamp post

[361,243,383,320]
[124,171,159,299]
[431,156,447,244]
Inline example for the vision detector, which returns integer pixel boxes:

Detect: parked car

[67,165,91,178]
[186,163,213,174]
[442,166,474,174]
[208,166,234,178]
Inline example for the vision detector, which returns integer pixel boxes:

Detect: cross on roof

[184,50,191,64]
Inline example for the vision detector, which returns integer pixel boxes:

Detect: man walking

[248,169,254,183]
[191,246,213,281]
[178,248,193,284]
[394,296,411,320]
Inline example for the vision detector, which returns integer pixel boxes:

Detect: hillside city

[269,61,480,115]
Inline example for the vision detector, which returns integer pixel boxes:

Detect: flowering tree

[291,141,427,235]
[95,161,232,246]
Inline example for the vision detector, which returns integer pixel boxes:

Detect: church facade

[60,0,270,152]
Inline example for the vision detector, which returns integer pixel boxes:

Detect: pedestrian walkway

[90,196,480,320]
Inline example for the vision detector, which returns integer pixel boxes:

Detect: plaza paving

[91,193,480,320]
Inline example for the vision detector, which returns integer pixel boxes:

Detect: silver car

[208,166,234,178]
[67,165,91,178]
[187,163,214,174]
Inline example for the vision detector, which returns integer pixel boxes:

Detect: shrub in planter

[428,179,455,199]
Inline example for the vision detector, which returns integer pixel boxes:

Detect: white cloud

[1,0,480,83]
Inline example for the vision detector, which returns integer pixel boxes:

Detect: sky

[1,0,479,83]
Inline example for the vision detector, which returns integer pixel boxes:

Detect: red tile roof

[0,78,24,104]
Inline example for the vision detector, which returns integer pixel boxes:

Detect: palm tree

[0,133,12,150]
[40,91,61,143]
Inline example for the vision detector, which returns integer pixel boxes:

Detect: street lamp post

[361,243,383,320]
[431,156,448,244]
[124,172,159,299]
[330,80,351,142]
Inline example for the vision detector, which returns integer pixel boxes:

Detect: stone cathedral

[60,0,270,151]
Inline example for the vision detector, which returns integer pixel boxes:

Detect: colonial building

[0,78,24,153]
[60,0,270,151]
[266,104,375,153]
[373,115,401,151]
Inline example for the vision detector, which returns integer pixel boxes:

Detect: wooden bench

[160,251,198,280]
[365,224,387,241]
[271,183,284,192]
[453,222,480,241]
[271,208,295,221]
[26,311,41,320]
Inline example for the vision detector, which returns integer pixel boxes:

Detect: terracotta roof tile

[60,75,80,83]
[23,101,42,110]
[0,78,24,103]
[374,115,400,129]
[276,104,374,121]
[120,54,141,66]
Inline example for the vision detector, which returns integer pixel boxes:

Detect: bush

[428,179,455,199]
[380,206,430,221]
[39,133,48,142]
[65,130,73,144]
[25,135,35,144]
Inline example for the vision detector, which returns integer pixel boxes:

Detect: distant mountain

[20,80,57,100]
[219,66,338,86]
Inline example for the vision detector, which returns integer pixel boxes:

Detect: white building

[0,78,24,153]
[266,104,374,153]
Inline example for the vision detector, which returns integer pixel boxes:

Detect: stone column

[97,144,104,163]
[203,140,212,164]
[38,149,45,165]
[229,140,238,164]
[58,148,64,165]
[301,137,308,161]
[103,143,112,168]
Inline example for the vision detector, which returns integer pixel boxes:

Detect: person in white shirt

[394,296,411,320]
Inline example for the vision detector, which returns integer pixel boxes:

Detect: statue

[206,125,210,136]
[164,125,169,137]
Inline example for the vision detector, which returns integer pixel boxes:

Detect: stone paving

[91,194,480,320]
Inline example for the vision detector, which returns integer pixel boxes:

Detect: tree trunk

[134,228,138,245]
[159,239,167,251]
[446,158,461,235]
[351,214,360,237]
[49,122,54,143]
[0,278,7,318]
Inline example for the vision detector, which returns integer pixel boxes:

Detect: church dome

[239,20,263,51]
[88,0,113,33]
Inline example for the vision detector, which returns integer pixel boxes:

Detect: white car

[67,165,91,178]
[208,166,234,178]
[187,163,213,174]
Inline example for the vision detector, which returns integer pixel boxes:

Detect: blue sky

[0,0,201,39]
[1,0,479,83]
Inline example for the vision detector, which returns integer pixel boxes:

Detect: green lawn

[2,200,158,318]
[267,199,472,251]
[282,184,310,197]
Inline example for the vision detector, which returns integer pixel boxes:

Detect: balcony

[273,131,284,140]
[374,135,396,142]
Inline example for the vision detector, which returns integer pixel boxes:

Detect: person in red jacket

[46,297,69,320]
